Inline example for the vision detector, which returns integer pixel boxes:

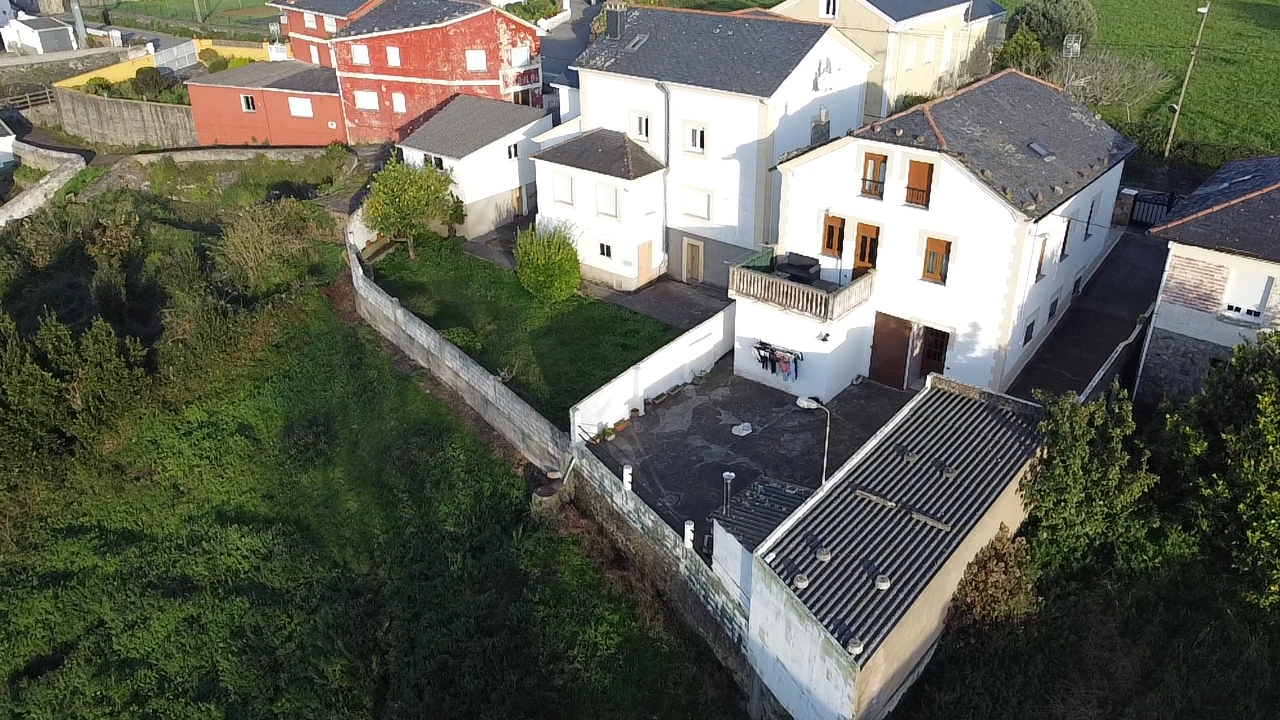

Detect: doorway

[683,238,703,284]
[918,326,949,379]
[869,312,912,388]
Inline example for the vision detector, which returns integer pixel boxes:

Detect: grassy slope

[372,240,681,428]
[0,291,739,718]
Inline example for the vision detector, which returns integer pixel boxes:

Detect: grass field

[372,240,681,428]
[97,0,277,26]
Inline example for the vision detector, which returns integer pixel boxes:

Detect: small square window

[351,44,370,65]
[1023,319,1036,346]
[303,11,316,28]
[465,49,487,72]
[511,45,530,68]
[353,90,378,110]
[386,46,401,67]
[323,14,336,32]
[287,96,313,118]
[599,243,612,259]
[685,122,706,154]
[631,111,650,142]
[392,92,406,114]
[507,142,519,159]
[922,237,950,284]
[1048,297,1059,320]
[820,0,837,17]
[240,94,256,112]
[280,13,288,24]
[429,156,444,171]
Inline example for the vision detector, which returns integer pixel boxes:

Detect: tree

[513,224,580,303]
[1023,390,1159,577]
[133,66,169,98]
[949,524,1039,638]
[992,27,1051,75]
[362,159,459,260]
[1047,50,1174,120]
[1007,0,1097,55]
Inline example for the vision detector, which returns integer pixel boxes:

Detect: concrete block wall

[0,141,86,227]
[132,147,329,165]
[55,87,197,148]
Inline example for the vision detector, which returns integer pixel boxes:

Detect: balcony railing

[861,178,885,198]
[729,256,875,322]
[906,186,931,208]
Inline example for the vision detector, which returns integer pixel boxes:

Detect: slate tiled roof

[711,480,813,552]
[186,60,340,94]
[399,95,547,159]
[852,69,1137,219]
[333,0,487,37]
[1150,156,1280,262]
[759,376,1042,665]
[573,6,832,98]
[862,0,1002,22]
[266,0,367,19]
[531,129,665,180]
[964,0,1006,22]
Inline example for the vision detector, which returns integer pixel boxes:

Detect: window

[1083,198,1097,240]
[511,45,530,68]
[386,46,401,67]
[854,223,879,270]
[351,44,370,65]
[552,173,573,205]
[862,153,886,198]
[906,160,933,207]
[429,155,444,171]
[1223,269,1272,321]
[392,92,406,114]
[287,96,313,117]
[353,90,378,110]
[309,44,320,64]
[280,13,287,24]
[1073,276,1083,296]
[681,187,711,220]
[303,11,316,28]
[465,49,487,72]
[1036,236,1048,280]
[630,111,651,141]
[810,106,830,145]
[903,41,916,70]
[240,94,256,112]
[922,237,950,283]
[923,36,936,64]
[940,29,953,71]
[1048,296,1060,320]
[323,14,336,32]
[820,0,837,17]
[685,122,706,154]
[822,214,845,258]
[507,142,519,159]
[1023,319,1036,346]
[1060,221,1071,260]
[599,243,613,258]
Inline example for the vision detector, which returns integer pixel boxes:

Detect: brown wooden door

[684,239,703,284]
[637,241,653,283]
[919,327,949,378]
[869,312,913,388]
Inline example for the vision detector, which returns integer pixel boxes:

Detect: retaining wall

[55,87,196,147]
[0,46,136,87]
[133,146,327,164]
[0,141,86,227]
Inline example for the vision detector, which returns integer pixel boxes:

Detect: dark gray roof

[853,70,1136,219]
[399,95,547,159]
[22,16,68,30]
[186,60,339,94]
[266,0,367,18]
[760,376,1042,664]
[1151,156,1280,262]
[860,0,996,22]
[334,0,487,37]
[711,480,813,552]
[965,0,1006,22]
[573,7,832,98]
[531,129,665,180]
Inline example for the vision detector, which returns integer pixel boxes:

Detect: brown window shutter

[823,214,846,257]
[923,237,950,283]
[855,223,879,268]
[907,160,932,189]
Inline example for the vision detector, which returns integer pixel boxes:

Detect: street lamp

[796,396,831,484]
[1164,3,1211,159]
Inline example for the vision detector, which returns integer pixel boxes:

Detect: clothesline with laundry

[753,341,803,381]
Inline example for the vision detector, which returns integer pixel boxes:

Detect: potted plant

[613,418,629,434]
[603,426,616,442]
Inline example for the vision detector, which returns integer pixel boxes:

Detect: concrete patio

[591,357,912,545]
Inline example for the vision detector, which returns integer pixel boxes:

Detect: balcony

[906,186,931,208]
[729,249,875,322]
[861,178,885,199]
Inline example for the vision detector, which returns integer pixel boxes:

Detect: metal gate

[1130,192,1177,229]
[154,40,199,73]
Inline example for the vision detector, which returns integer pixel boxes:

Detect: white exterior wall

[733,298,873,402]
[1152,243,1279,346]
[712,520,752,611]
[533,158,665,285]
[748,555,858,720]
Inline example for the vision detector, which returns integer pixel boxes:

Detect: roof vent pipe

[622,464,633,492]
[684,520,695,549]
[604,1,628,41]
[794,573,811,590]
[722,471,736,515]
[875,574,892,591]
[847,638,865,656]
[816,547,832,563]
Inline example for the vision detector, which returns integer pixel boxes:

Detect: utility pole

[193,0,204,24]
[1164,3,1210,159]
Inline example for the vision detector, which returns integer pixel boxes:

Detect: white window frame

[323,14,336,32]
[599,242,613,259]
[630,110,650,142]
[680,186,711,221]
[903,41,916,70]
[940,29,954,71]
[280,13,287,24]
[353,90,379,111]
[510,45,530,68]
[820,0,837,17]
[391,92,406,114]
[465,49,487,72]
[684,121,706,155]
[507,142,519,160]
[552,172,574,206]
[287,96,313,118]
[429,155,444,171]
[303,11,316,28]
[351,44,370,66]
[386,46,401,67]
[923,36,936,64]
[240,94,256,113]
[309,44,320,64]
[595,183,619,219]
[1222,269,1272,322]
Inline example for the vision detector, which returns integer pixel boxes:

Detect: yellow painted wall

[54,55,156,88]
[193,39,283,62]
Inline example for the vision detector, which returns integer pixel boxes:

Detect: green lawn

[371,239,681,428]
[101,0,275,26]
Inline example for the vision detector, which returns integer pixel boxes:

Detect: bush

[993,27,1050,74]
[82,76,113,97]
[363,159,458,259]
[198,47,221,65]
[1007,0,1097,55]
[514,224,580,303]
[504,0,560,21]
[206,57,230,73]
[133,66,168,96]
[949,524,1038,637]
[227,56,254,70]
[442,326,482,355]
[213,198,330,296]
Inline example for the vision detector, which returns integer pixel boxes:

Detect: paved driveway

[541,0,600,79]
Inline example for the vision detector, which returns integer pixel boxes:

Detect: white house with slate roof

[546,3,874,290]
[398,94,551,239]
[729,70,1134,401]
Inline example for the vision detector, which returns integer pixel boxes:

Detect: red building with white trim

[186,60,347,146]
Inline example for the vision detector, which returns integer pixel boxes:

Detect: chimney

[604,1,627,41]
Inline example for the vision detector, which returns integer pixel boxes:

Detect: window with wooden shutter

[862,153,886,198]
[906,160,933,207]
[822,214,846,257]
[854,222,879,270]
[1035,237,1047,280]
[922,237,950,283]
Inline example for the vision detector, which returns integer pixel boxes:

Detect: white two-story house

[534,3,875,290]
[730,70,1135,400]
[1135,157,1280,404]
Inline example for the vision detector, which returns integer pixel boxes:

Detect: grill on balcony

[861,178,885,198]
[906,186,931,208]
[729,249,875,322]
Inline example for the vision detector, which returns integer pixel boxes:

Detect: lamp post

[1164,3,1211,159]
[796,396,831,484]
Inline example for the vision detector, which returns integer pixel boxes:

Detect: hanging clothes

[753,341,802,382]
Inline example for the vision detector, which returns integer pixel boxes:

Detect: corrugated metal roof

[711,480,813,552]
[759,376,1042,664]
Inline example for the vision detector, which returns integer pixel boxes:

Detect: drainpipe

[657,80,672,274]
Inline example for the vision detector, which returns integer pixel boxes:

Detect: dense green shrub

[1006,0,1097,55]
[514,224,580,303]
[363,159,458,258]
[206,57,230,73]
[442,326,482,354]
[504,0,560,21]
[992,27,1050,74]
[198,47,220,64]
[213,198,332,297]
[133,66,167,96]
[949,524,1039,637]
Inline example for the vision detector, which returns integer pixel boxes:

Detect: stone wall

[55,87,196,148]
[0,47,136,88]
[133,147,329,165]
[0,141,86,227]
[1136,326,1233,405]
